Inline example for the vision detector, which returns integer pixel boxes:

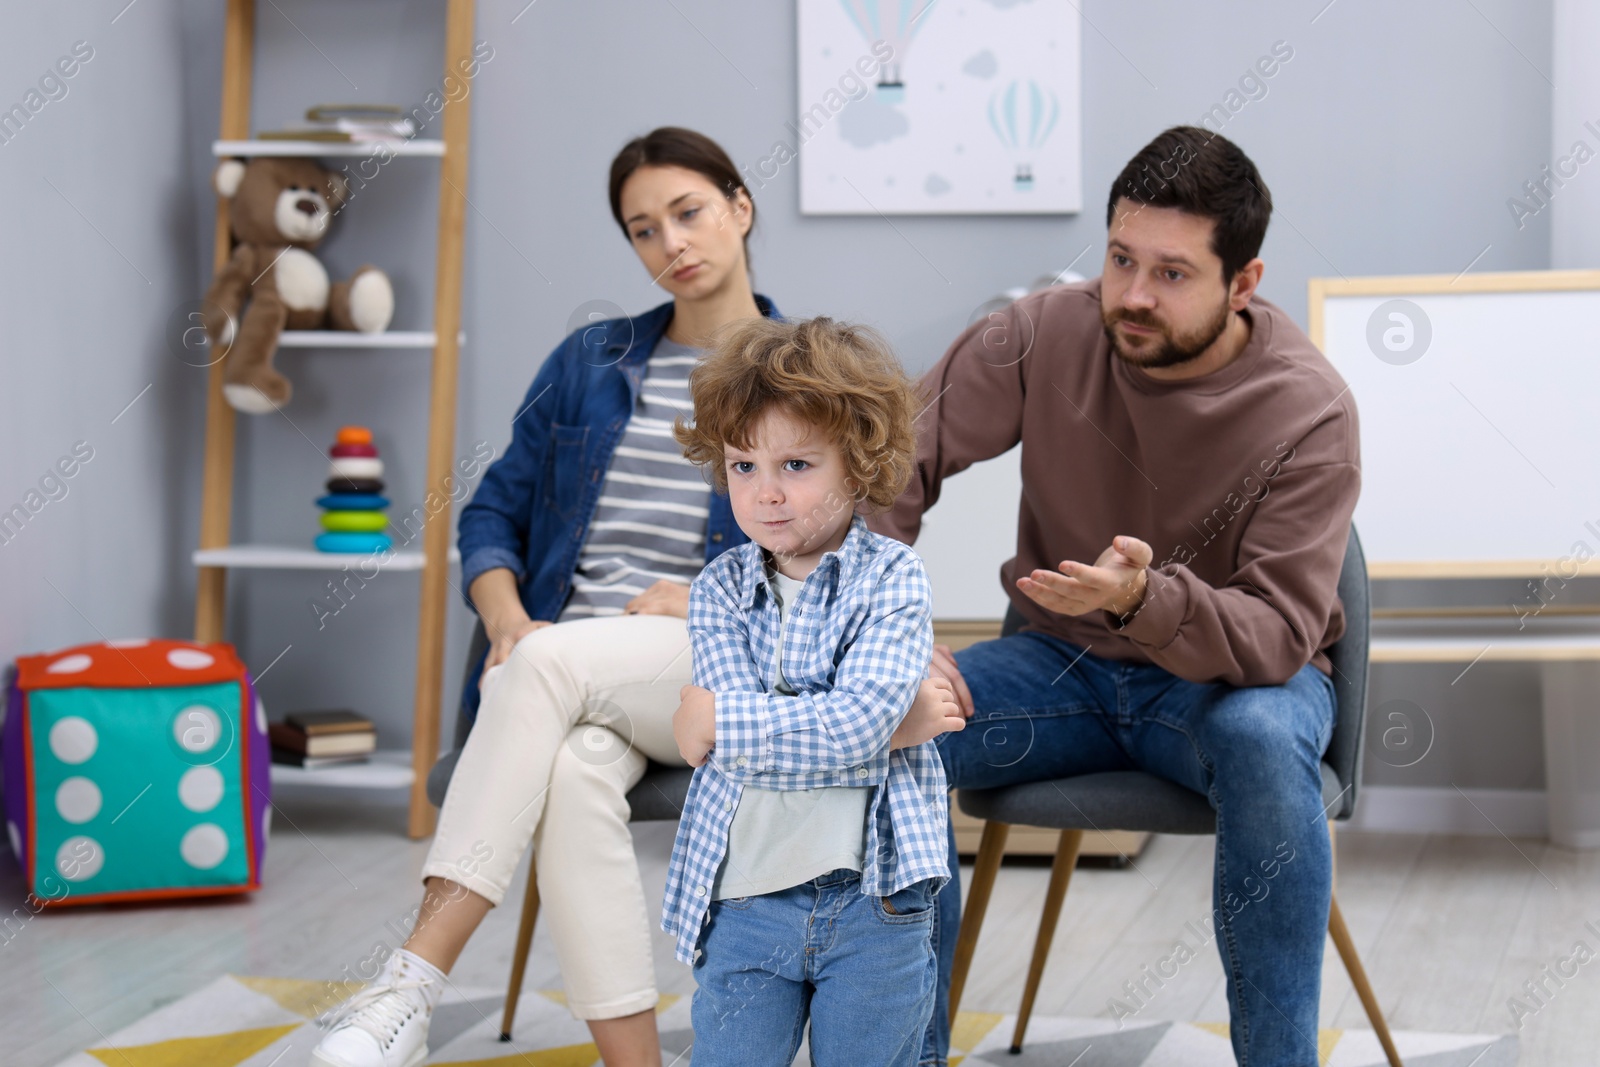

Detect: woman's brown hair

[673,317,920,512]
[608,127,755,257]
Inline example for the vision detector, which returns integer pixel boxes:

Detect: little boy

[663,316,961,1066]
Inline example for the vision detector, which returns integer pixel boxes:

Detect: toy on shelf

[316,425,392,554]
[2,639,270,906]
[201,157,397,414]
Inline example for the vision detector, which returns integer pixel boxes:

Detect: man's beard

[1102,296,1231,370]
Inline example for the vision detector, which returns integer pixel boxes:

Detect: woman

[310,127,769,1067]
[312,126,954,1067]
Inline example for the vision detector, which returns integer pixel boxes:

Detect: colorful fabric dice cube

[2,639,270,906]
[317,425,392,553]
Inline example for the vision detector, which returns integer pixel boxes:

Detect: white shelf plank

[197,330,463,350]
[278,330,439,349]
[1371,614,1600,663]
[192,544,460,572]
[269,749,416,790]
[214,138,445,158]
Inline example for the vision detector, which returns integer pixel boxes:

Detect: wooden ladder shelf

[193,0,476,838]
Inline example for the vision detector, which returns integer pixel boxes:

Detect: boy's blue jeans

[919,631,1337,1067]
[691,869,939,1067]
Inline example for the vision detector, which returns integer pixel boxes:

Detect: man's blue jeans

[692,869,939,1067]
[919,631,1337,1067]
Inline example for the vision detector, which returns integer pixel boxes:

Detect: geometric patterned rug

[47,974,1519,1066]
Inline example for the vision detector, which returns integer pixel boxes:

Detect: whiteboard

[1311,270,1600,577]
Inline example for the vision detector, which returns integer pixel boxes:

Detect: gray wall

[3,0,1560,800]
[1,5,206,666]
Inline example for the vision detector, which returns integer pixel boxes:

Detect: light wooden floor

[5,787,1596,1065]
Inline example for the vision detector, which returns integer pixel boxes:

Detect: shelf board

[1371,614,1600,663]
[192,544,460,572]
[214,138,445,158]
[196,331,464,350]
[278,330,447,349]
[269,750,416,790]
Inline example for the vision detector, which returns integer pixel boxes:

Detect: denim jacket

[455,296,780,725]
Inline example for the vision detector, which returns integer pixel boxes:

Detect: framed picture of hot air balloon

[795,0,1081,215]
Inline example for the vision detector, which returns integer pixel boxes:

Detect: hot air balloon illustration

[838,0,932,103]
[988,79,1060,191]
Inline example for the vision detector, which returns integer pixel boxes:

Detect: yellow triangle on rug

[85,1024,298,1067]
[433,1044,601,1067]
[234,975,366,1020]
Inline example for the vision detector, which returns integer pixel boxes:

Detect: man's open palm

[1018,535,1153,617]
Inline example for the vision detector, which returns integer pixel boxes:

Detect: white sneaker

[310,951,440,1067]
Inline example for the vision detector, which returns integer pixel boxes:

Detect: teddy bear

[202,156,394,413]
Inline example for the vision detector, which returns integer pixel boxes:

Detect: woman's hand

[928,643,975,720]
[470,568,552,688]
[673,684,717,767]
[482,617,551,688]
[890,677,966,750]
[626,580,691,618]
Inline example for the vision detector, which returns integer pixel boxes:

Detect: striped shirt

[660,513,951,964]
[557,337,709,621]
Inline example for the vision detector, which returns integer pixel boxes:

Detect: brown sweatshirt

[867,278,1360,687]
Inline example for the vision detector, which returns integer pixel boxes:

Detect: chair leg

[499,855,542,1042]
[949,820,1009,1025]
[1328,893,1403,1067]
[1011,829,1083,1054]
[1325,819,1402,1065]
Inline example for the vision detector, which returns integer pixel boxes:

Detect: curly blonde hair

[672,316,921,512]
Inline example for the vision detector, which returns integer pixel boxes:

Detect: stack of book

[269,710,377,768]
[257,104,415,143]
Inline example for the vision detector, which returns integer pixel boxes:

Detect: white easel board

[1309,270,1600,578]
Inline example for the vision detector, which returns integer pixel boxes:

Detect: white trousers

[421,614,691,1020]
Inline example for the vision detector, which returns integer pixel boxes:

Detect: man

[869,125,1360,1067]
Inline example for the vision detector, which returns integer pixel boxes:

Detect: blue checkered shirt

[660,513,951,964]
